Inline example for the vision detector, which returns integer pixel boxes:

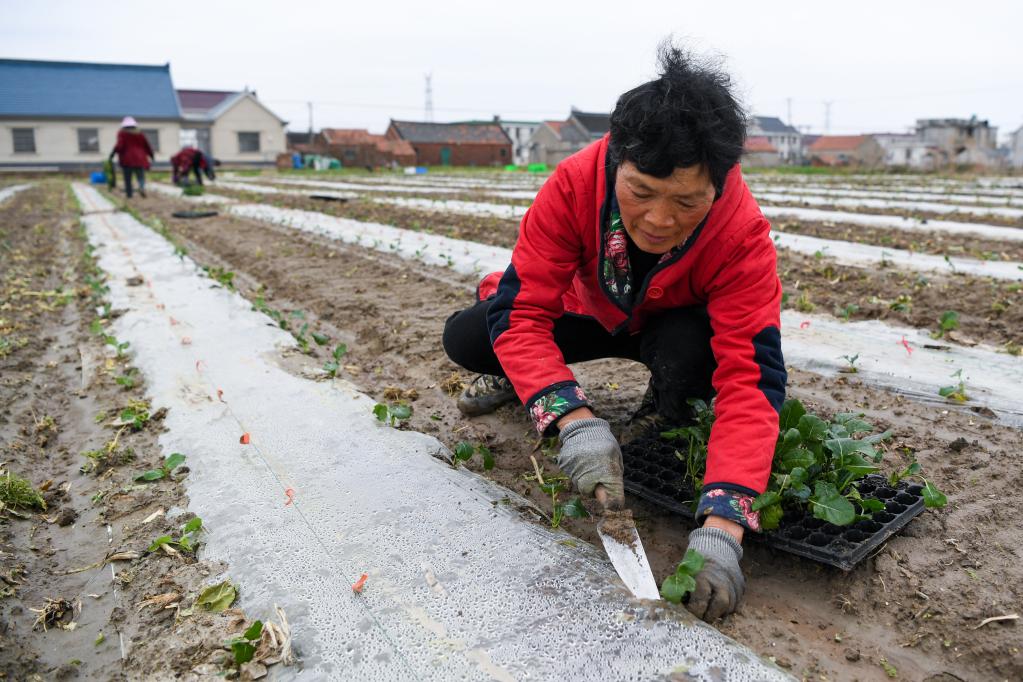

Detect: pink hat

[121,116,138,127]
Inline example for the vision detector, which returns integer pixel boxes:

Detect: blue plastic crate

[90,171,107,184]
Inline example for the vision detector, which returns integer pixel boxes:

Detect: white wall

[0,119,180,167]
[209,96,286,164]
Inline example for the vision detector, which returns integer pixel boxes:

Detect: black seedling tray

[621,437,925,571]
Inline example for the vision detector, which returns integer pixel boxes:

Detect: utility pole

[824,100,833,133]
[307,101,313,143]
[424,73,434,123]
[786,97,792,127]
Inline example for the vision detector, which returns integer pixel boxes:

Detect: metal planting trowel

[595,485,660,600]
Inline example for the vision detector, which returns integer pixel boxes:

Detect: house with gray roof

[385,120,511,166]
[569,109,611,140]
[176,89,286,165]
[748,116,803,163]
[526,109,609,168]
[0,58,182,170]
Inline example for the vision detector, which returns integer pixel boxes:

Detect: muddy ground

[0,182,290,680]
[206,185,1023,351]
[120,188,1023,681]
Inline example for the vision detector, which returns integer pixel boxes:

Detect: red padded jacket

[478,136,786,525]
[112,128,154,169]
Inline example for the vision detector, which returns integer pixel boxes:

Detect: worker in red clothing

[109,116,154,198]
[171,146,216,186]
[442,43,785,621]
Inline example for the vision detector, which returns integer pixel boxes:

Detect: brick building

[807,135,884,167]
[385,120,511,166]
[321,128,415,167]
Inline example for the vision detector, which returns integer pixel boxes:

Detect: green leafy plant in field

[938,368,969,403]
[529,456,588,529]
[835,303,859,321]
[311,331,330,346]
[660,398,947,529]
[202,265,235,291]
[182,184,205,197]
[373,401,412,427]
[148,517,203,554]
[227,620,264,666]
[660,549,705,603]
[195,580,236,612]
[114,369,137,389]
[135,453,186,482]
[452,441,494,470]
[931,310,960,339]
[0,467,47,512]
[323,344,348,377]
[114,400,151,431]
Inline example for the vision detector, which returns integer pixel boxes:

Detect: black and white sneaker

[456,374,517,416]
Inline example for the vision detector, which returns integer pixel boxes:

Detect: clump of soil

[600,508,638,548]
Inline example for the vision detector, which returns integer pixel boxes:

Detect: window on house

[500,148,507,157]
[141,128,160,152]
[12,128,35,153]
[77,128,100,153]
[238,132,260,153]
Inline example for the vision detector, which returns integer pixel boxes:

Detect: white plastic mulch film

[72,184,789,681]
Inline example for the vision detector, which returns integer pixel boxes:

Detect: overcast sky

[4,0,1021,139]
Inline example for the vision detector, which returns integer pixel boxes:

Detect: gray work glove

[557,418,624,500]
[685,526,745,622]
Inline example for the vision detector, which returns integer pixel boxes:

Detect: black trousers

[442,300,716,422]
[122,166,145,197]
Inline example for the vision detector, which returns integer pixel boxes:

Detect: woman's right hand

[556,417,625,501]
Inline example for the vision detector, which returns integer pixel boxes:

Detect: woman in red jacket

[443,45,785,621]
[109,116,154,198]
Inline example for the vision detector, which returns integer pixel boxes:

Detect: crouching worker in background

[442,43,786,622]
[171,146,217,186]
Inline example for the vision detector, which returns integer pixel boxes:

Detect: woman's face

[614,161,716,254]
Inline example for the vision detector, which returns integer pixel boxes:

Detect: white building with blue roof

[0,58,286,170]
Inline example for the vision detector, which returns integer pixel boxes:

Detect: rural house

[569,109,611,140]
[0,58,182,171]
[177,89,286,165]
[454,116,541,166]
[385,120,511,166]
[916,117,1000,167]
[806,135,884,167]
[872,132,938,170]
[741,136,781,167]
[1010,124,1023,169]
[525,109,610,167]
[747,116,802,163]
[320,128,415,168]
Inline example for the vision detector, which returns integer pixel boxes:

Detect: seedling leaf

[195,581,236,612]
[242,620,263,640]
[164,453,186,470]
[559,497,589,519]
[811,482,856,526]
[660,573,697,603]
[678,548,705,575]
[922,480,948,508]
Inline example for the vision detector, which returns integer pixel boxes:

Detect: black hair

[608,41,747,194]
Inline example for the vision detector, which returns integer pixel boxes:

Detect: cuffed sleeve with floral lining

[526,382,591,436]
[696,486,762,532]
